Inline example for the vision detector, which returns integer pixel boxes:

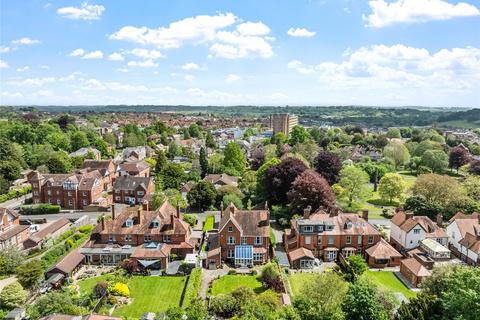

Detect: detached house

[446,212,480,266]
[203,173,238,189]
[113,176,154,205]
[0,208,30,249]
[390,210,448,252]
[81,202,195,270]
[284,208,395,268]
[205,203,270,268]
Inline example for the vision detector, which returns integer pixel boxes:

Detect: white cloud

[12,37,41,45]
[289,44,480,92]
[0,60,8,69]
[0,46,11,53]
[225,74,240,83]
[184,74,195,82]
[110,13,237,48]
[40,65,50,69]
[130,48,164,59]
[108,52,124,61]
[287,27,316,37]
[116,68,129,73]
[127,60,158,68]
[16,66,30,72]
[8,77,56,86]
[181,62,200,70]
[82,50,103,59]
[209,28,273,59]
[236,22,270,36]
[364,0,480,28]
[70,48,86,57]
[57,2,105,20]
[1,91,23,98]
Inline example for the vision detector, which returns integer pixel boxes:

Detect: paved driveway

[165,260,182,275]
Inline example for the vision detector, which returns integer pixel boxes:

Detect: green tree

[412,174,462,210]
[342,279,389,320]
[238,170,257,203]
[0,138,24,181]
[0,246,26,274]
[208,153,224,174]
[293,140,320,166]
[16,260,43,288]
[421,149,448,173]
[152,189,186,210]
[378,173,406,204]
[199,147,209,178]
[289,126,309,146]
[386,128,401,139]
[395,293,443,320]
[159,163,185,190]
[223,193,243,209]
[223,142,247,174]
[0,281,27,310]
[205,132,216,148]
[46,151,72,173]
[344,254,368,282]
[70,131,89,151]
[383,141,410,169]
[187,181,217,211]
[28,291,87,319]
[155,150,168,174]
[337,166,370,207]
[464,175,480,201]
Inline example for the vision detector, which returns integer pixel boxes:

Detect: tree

[0,175,9,195]
[46,151,72,173]
[412,174,462,210]
[255,157,281,204]
[289,126,309,146]
[383,141,410,169]
[449,146,471,172]
[199,147,209,178]
[152,189,186,210]
[93,281,109,298]
[343,254,368,282]
[155,150,168,174]
[223,194,243,209]
[208,153,224,174]
[264,157,308,205]
[261,263,284,292]
[421,149,448,173]
[464,175,480,201]
[70,131,89,151]
[386,128,401,139]
[239,170,257,203]
[16,260,43,288]
[395,293,443,320]
[187,181,217,211]
[378,173,406,204]
[287,169,336,213]
[167,142,182,159]
[0,281,27,310]
[469,160,480,175]
[28,291,87,319]
[293,140,320,166]
[314,150,342,185]
[223,142,247,174]
[205,132,216,148]
[337,166,370,207]
[159,163,185,190]
[0,138,24,182]
[0,246,25,274]
[342,279,389,320]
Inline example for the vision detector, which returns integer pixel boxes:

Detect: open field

[210,274,265,295]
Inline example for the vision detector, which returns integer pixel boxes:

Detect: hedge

[0,185,32,203]
[20,204,61,215]
[182,267,202,307]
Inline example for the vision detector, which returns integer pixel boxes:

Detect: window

[82,199,87,205]
[115,196,121,201]
[227,236,235,245]
[368,236,374,244]
[152,221,160,228]
[241,237,247,245]
[137,191,144,196]
[125,219,133,228]
[305,236,311,245]
[47,190,51,195]
[346,236,352,244]
[318,225,324,232]
[163,235,171,242]
[228,249,235,258]
[253,253,263,261]
[125,235,132,242]
[68,200,72,205]
[144,235,152,242]
[108,235,115,242]
[317,237,322,244]
[47,198,51,204]
[115,190,120,194]
[358,235,362,245]
[228,226,233,232]
[328,236,334,245]
[57,199,61,205]
[254,236,262,245]
[303,226,313,232]
[413,229,421,234]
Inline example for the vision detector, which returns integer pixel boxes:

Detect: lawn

[210,274,265,295]
[364,270,416,299]
[77,274,111,295]
[203,214,215,232]
[288,273,318,296]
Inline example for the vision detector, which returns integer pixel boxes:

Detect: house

[81,202,195,270]
[0,208,30,249]
[390,210,448,252]
[203,173,238,189]
[113,176,154,205]
[23,218,71,249]
[118,146,152,162]
[117,161,150,177]
[181,181,196,199]
[205,203,270,268]
[27,170,105,210]
[45,249,85,286]
[284,208,385,266]
[69,147,101,160]
[81,160,117,191]
[446,212,480,266]
[365,238,402,268]
[288,247,315,269]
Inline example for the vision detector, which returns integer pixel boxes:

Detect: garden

[210,274,265,295]
[363,270,416,299]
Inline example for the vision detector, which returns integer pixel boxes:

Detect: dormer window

[126,219,134,228]
[345,222,352,229]
[151,220,160,228]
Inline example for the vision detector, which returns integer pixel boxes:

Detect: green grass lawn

[210,274,265,295]
[77,274,111,295]
[203,214,215,232]
[364,270,416,299]
[288,273,318,296]
[113,276,187,318]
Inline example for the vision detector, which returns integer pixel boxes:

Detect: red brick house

[205,203,270,268]
[0,208,30,249]
[81,202,195,270]
[27,169,105,210]
[81,160,117,191]
[113,176,154,205]
[284,208,394,267]
[366,238,402,268]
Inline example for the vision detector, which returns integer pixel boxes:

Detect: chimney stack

[111,204,115,220]
[362,210,369,221]
[303,205,312,219]
[220,201,224,219]
[230,204,235,214]
[436,213,443,227]
[176,204,180,218]
[137,207,142,225]
[264,201,268,210]
[101,215,105,230]
[330,207,339,217]
[405,211,414,220]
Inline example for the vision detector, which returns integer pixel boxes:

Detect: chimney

[101,215,105,230]
[436,213,443,227]
[405,212,414,220]
[171,213,174,227]
[137,207,142,225]
[176,204,180,218]
[111,204,115,220]
[220,201,224,219]
[264,201,268,210]
[303,205,312,219]
[362,210,369,221]
[230,204,235,214]
[330,207,339,217]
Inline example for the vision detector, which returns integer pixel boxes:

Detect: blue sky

[0,0,479,107]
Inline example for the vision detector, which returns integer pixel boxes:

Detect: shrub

[20,203,60,215]
[261,263,284,293]
[182,268,202,307]
[93,281,108,298]
[111,282,129,297]
[0,281,27,310]
[79,225,94,233]
[183,214,197,228]
[0,185,32,204]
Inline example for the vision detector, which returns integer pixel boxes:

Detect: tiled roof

[118,161,149,173]
[204,173,238,186]
[288,247,314,262]
[29,218,70,244]
[0,207,19,219]
[113,176,152,191]
[0,225,29,241]
[219,204,269,237]
[391,210,447,238]
[401,258,431,277]
[366,238,402,259]
[47,249,84,274]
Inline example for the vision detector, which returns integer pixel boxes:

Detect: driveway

[165,260,182,275]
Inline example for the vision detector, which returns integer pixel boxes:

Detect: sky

[0,0,479,107]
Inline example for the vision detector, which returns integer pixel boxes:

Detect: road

[20,211,105,224]
[1,193,32,209]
